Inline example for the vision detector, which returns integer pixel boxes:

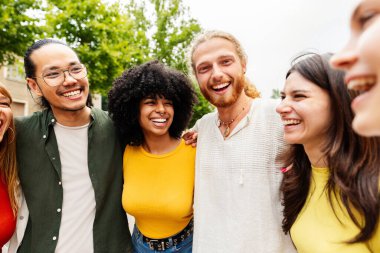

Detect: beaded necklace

[218,105,246,138]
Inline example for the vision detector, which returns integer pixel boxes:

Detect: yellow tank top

[122,139,196,238]
[290,166,380,253]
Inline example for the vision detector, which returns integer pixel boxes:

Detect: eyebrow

[292,89,310,93]
[218,54,235,59]
[281,89,310,96]
[43,61,80,71]
[196,54,235,68]
[351,2,363,22]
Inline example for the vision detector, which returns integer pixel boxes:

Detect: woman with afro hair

[108,60,198,253]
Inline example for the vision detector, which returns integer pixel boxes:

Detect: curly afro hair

[108,60,198,146]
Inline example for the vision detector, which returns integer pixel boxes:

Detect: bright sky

[184,0,357,97]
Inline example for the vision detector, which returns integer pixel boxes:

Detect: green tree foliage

[44,0,150,93]
[0,0,42,66]
[148,0,201,72]
[131,0,212,124]
[44,0,212,123]
[189,85,214,128]
[271,88,281,99]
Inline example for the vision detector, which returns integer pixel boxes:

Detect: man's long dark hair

[281,53,380,243]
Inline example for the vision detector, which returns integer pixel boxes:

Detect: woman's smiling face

[330,0,380,136]
[276,72,332,149]
[0,91,13,143]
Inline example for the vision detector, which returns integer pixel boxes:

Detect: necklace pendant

[224,126,230,137]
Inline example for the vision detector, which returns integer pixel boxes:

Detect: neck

[217,93,251,122]
[142,134,180,155]
[304,144,327,168]
[216,93,252,138]
[52,106,91,127]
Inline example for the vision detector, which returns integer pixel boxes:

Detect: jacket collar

[41,107,95,139]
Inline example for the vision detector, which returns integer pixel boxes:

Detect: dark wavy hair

[24,38,92,109]
[108,60,198,146]
[281,53,380,243]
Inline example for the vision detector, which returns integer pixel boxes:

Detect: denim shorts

[131,225,193,253]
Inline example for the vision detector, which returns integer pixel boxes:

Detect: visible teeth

[212,83,229,90]
[283,119,301,126]
[152,118,167,123]
[63,90,81,97]
[347,77,376,91]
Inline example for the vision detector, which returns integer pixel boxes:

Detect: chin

[65,104,87,112]
[352,116,380,137]
[283,136,300,145]
[211,95,239,108]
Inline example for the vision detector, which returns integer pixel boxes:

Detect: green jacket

[15,107,132,253]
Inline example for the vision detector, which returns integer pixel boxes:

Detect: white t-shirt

[192,98,296,253]
[54,122,95,253]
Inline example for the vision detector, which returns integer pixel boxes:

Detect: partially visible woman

[330,0,380,136]
[276,53,380,253]
[0,84,17,252]
[108,60,198,253]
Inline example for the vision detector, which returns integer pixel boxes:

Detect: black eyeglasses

[33,64,87,87]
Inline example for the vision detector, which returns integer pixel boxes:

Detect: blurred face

[276,72,332,149]
[26,43,89,117]
[139,96,174,139]
[0,92,13,143]
[192,38,246,108]
[330,0,380,136]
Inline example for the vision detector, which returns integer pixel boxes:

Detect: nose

[330,39,358,71]
[155,101,165,114]
[62,70,78,86]
[276,100,292,115]
[211,64,223,82]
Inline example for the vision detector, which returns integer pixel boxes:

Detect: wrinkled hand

[182,130,198,148]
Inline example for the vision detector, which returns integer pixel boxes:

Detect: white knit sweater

[192,98,296,253]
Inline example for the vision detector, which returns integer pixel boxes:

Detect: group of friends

[0,0,379,252]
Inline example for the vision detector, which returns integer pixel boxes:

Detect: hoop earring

[7,127,15,144]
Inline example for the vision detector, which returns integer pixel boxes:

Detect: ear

[241,59,247,74]
[26,78,43,97]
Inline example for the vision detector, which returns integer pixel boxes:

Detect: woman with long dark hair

[276,53,380,252]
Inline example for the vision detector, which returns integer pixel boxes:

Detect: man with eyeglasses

[7,39,133,253]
